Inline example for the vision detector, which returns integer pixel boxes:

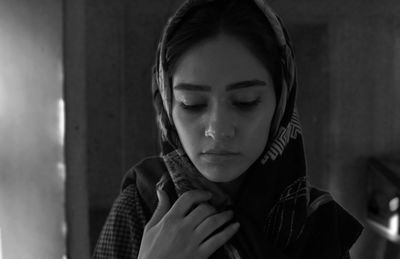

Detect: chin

[199,167,243,183]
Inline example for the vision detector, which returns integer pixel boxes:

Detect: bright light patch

[61,221,67,237]
[390,197,399,212]
[389,214,399,237]
[58,99,65,146]
[368,214,400,243]
[57,162,66,182]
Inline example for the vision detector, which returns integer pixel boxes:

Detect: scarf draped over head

[151,0,310,255]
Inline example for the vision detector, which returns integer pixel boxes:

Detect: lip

[202,148,240,155]
[200,150,240,164]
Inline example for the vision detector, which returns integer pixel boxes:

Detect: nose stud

[205,128,235,139]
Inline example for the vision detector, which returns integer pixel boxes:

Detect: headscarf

[151,0,314,256]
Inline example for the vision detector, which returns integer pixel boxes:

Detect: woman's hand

[138,189,240,259]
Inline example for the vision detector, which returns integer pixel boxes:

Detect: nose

[204,103,235,140]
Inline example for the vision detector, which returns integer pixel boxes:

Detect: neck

[216,172,247,201]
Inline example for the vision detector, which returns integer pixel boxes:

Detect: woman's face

[171,34,276,183]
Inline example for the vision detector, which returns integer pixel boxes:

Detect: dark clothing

[93,156,363,259]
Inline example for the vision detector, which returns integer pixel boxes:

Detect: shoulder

[307,188,363,246]
[288,187,363,259]
[93,156,167,258]
[93,184,147,258]
[121,155,168,213]
[109,155,167,226]
[121,155,166,191]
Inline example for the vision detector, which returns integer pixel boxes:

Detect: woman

[93,0,363,258]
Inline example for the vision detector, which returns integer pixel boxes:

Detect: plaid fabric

[92,185,146,259]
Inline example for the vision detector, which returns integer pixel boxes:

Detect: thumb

[146,188,171,228]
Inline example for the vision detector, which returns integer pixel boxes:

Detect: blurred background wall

[0,0,66,258]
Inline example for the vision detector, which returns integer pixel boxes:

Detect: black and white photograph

[1,0,400,258]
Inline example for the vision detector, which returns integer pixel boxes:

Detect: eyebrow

[173,79,267,92]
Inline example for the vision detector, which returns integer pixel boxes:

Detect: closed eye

[233,99,261,110]
[178,98,261,112]
[179,102,206,111]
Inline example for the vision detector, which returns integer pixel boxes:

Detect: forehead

[172,34,272,90]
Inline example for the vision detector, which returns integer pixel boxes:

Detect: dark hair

[165,0,282,94]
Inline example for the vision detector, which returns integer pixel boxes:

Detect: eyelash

[179,99,261,112]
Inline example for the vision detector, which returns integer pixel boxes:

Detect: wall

[0,0,65,258]
[85,0,173,250]
[328,17,400,258]
[85,0,128,250]
[269,1,400,258]
[64,0,91,257]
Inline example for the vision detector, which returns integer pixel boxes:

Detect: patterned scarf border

[261,110,302,164]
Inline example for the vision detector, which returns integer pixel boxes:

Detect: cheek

[172,108,201,151]
[240,107,274,154]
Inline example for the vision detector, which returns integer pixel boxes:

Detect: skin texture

[172,34,276,189]
[138,189,240,259]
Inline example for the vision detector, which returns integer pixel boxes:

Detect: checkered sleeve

[92,184,148,259]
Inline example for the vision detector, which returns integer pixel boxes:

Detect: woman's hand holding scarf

[137,189,240,259]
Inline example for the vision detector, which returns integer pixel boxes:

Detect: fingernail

[156,181,163,190]
[156,189,161,200]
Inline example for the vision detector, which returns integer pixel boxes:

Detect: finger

[169,190,212,218]
[146,189,171,229]
[199,222,240,258]
[195,210,233,242]
[184,203,217,228]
